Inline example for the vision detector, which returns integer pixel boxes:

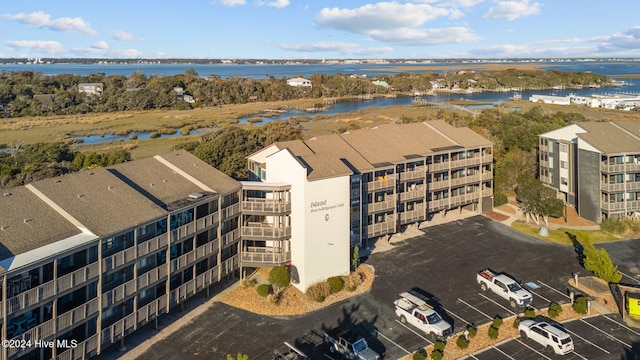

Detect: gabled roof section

[0,187,82,261]
[155,150,240,194]
[298,153,353,181]
[577,122,640,154]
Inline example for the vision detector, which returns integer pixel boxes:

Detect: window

[560,143,568,153]
[560,161,568,169]
[561,177,568,186]
[549,157,554,168]
[548,141,554,152]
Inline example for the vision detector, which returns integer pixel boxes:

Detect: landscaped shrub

[256,284,271,297]
[488,325,500,339]
[430,349,443,360]
[345,270,364,291]
[412,350,427,360]
[466,324,477,338]
[582,242,623,283]
[513,317,520,329]
[456,335,469,349]
[524,307,536,318]
[241,278,256,288]
[305,281,331,302]
[548,302,563,319]
[573,296,589,314]
[433,341,446,352]
[601,218,628,234]
[268,266,291,290]
[327,276,344,294]
[492,315,503,328]
[494,191,508,206]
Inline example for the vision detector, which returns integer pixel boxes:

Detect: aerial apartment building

[0,150,241,360]
[245,121,494,290]
[539,121,640,223]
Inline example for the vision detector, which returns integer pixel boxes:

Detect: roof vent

[23,218,31,223]
[163,179,168,183]
[108,185,114,190]
[77,194,84,198]
[0,225,6,230]
[3,192,11,196]
[189,193,204,199]
[150,183,155,187]
[56,180,62,183]
[193,163,198,167]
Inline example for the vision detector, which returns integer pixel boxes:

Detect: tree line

[0,68,610,118]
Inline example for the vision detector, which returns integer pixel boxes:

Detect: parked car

[394,291,452,340]
[519,319,574,355]
[477,268,532,308]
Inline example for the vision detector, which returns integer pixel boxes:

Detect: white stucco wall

[265,150,350,291]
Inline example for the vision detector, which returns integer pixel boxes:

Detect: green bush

[305,281,331,302]
[494,191,508,206]
[345,270,364,291]
[456,335,469,349]
[573,296,589,314]
[256,284,271,297]
[548,302,563,319]
[601,218,628,234]
[524,307,536,318]
[433,341,446,352]
[430,349,443,360]
[492,315,503,328]
[327,276,345,294]
[582,240,623,283]
[269,266,291,289]
[412,351,426,360]
[513,317,520,329]
[488,325,500,339]
[466,324,477,338]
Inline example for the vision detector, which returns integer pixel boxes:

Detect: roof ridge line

[422,121,460,146]
[153,155,216,193]
[25,183,95,235]
[610,121,640,142]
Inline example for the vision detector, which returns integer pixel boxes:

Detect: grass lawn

[511,221,620,245]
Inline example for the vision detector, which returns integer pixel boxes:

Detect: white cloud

[113,31,141,41]
[261,0,289,8]
[3,11,97,35]
[91,40,109,50]
[219,0,246,6]
[72,45,143,58]
[596,26,640,52]
[483,0,541,21]
[369,27,481,45]
[278,41,393,56]
[5,40,65,54]
[317,3,452,33]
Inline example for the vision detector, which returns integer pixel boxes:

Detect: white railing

[7,280,56,316]
[222,202,241,218]
[367,199,395,213]
[428,180,449,190]
[400,187,425,201]
[102,246,136,272]
[242,199,291,214]
[400,207,425,224]
[57,298,100,334]
[399,166,426,181]
[55,333,99,360]
[241,226,291,239]
[136,266,168,290]
[195,212,219,229]
[171,221,197,241]
[368,176,395,191]
[221,228,239,246]
[241,248,291,265]
[196,240,218,261]
[367,217,396,237]
[171,249,197,272]
[137,233,169,257]
[195,266,219,289]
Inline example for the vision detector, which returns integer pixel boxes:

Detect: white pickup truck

[477,268,532,308]
[394,292,453,340]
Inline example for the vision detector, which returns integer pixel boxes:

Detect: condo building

[539,121,640,223]
[0,121,494,359]
[245,121,494,290]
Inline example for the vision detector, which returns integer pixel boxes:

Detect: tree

[268,266,290,295]
[581,238,622,283]
[515,175,564,225]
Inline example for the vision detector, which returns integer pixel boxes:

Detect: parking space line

[563,328,610,354]
[537,280,571,299]
[375,330,412,355]
[442,307,473,326]
[528,289,552,304]
[323,354,335,360]
[603,314,640,336]
[394,319,433,345]
[477,293,516,315]
[620,271,640,283]
[492,344,516,360]
[515,339,552,360]
[580,319,633,349]
[572,350,590,360]
[458,298,493,320]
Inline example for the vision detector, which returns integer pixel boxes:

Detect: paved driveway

[138,216,640,360]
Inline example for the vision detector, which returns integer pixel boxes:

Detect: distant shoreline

[365,63,546,72]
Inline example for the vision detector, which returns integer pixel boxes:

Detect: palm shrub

[573,295,589,314]
[430,349,443,360]
[433,341,446,352]
[466,324,477,338]
[412,350,426,360]
[513,317,520,329]
[492,315,503,328]
[524,307,536,318]
[488,325,500,339]
[548,302,563,319]
[456,335,469,349]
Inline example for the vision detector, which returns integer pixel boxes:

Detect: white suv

[518,320,574,355]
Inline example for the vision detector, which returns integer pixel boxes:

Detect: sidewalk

[492,203,601,231]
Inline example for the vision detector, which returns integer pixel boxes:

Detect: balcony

[450,175,481,187]
[367,198,395,213]
[482,189,493,197]
[400,207,425,224]
[221,228,240,246]
[428,198,449,211]
[170,278,197,306]
[449,193,479,207]
[195,265,220,290]
[55,333,99,360]
[428,180,449,190]
[241,224,291,240]
[399,166,426,181]
[102,247,136,272]
[135,296,167,328]
[603,200,640,212]
[102,311,137,345]
[400,187,425,202]
[171,249,197,272]
[195,212,219,229]
[137,233,169,258]
[367,216,396,238]
[57,262,100,293]
[136,265,168,290]
[367,175,395,192]
[481,172,493,181]
[241,246,291,267]
[429,162,449,171]
[242,198,291,214]
[450,157,481,168]
[171,222,197,242]
[221,202,241,218]
[104,278,138,307]
[195,239,219,262]
[601,182,640,192]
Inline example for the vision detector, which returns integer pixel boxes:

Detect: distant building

[78,83,104,97]
[286,77,312,88]
[529,94,571,105]
[372,80,389,88]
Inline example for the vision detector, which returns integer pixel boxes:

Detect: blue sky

[1,0,640,59]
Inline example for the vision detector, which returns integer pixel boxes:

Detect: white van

[518,320,574,355]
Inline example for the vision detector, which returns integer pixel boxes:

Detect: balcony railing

[481,172,493,181]
[170,278,196,306]
[7,280,56,316]
[241,247,291,265]
[601,182,627,192]
[195,212,219,230]
[56,333,99,360]
[136,296,167,327]
[195,265,219,290]
[136,265,168,290]
[241,225,291,239]
[429,162,449,171]
[400,187,425,201]
[368,176,395,192]
[221,202,241,218]
[242,199,291,214]
[399,166,426,181]
[171,249,197,272]
[221,228,239,246]
[482,189,493,197]
[137,233,169,258]
[57,262,100,293]
[602,200,640,212]
[367,217,396,238]
[102,247,136,272]
[428,180,449,190]
[195,239,218,262]
[450,175,480,187]
[102,311,137,345]
[367,199,395,213]
[400,207,425,224]
[171,222,197,241]
[104,278,137,307]
[449,193,479,207]
[450,157,481,168]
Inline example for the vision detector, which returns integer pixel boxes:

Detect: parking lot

[138,216,640,359]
